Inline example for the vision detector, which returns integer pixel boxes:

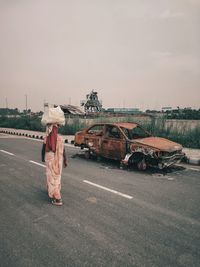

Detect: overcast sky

[0,0,199,111]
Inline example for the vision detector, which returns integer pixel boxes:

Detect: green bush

[142,118,200,149]
[0,116,44,131]
[59,118,86,135]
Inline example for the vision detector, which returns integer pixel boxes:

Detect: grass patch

[143,118,200,149]
[0,115,44,131]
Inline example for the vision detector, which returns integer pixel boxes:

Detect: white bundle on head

[41,106,65,126]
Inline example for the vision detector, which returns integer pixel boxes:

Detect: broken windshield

[121,126,151,140]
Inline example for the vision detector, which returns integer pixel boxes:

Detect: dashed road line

[25,137,76,149]
[29,161,133,200]
[0,135,23,139]
[83,180,133,200]
[0,149,14,156]
[26,137,43,142]
[176,164,200,172]
[187,167,200,172]
[29,160,46,168]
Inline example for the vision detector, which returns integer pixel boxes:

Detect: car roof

[89,122,138,130]
[114,122,138,129]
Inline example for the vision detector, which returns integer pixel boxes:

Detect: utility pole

[25,94,27,113]
[5,97,8,116]
[44,99,49,111]
[123,99,125,109]
[5,97,8,109]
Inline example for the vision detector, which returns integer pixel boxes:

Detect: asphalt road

[0,133,200,267]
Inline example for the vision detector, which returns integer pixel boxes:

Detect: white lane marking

[26,137,77,148]
[33,214,48,223]
[0,149,14,156]
[83,180,133,200]
[26,137,43,142]
[176,164,200,172]
[187,167,200,172]
[29,160,46,168]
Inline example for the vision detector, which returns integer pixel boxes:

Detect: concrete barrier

[187,158,200,165]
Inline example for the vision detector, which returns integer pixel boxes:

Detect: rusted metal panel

[85,134,102,155]
[133,137,183,152]
[60,105,84,115]
[114,122,138,130]
[101,138,126,160]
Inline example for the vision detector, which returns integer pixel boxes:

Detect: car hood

[132,137,182,152]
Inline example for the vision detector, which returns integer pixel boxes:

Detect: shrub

[0,115,44,132]
[59,118,86,135]
[141,118,200,149]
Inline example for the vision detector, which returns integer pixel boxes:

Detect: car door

[101,125,126,160]
[84,124,104,154]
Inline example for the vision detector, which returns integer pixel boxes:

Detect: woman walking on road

[42,124,67,206]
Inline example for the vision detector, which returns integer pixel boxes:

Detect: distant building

[106,108,140,114]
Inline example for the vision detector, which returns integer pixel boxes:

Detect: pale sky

[0,0,199,111]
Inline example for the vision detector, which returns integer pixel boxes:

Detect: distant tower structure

[81,90,102,113]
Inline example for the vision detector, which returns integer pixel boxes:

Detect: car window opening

[122,126,151,140]
[105,126,121,139]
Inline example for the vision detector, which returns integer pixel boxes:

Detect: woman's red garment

[45,125,58,152]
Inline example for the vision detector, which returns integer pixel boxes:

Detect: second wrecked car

[74,122,185,170]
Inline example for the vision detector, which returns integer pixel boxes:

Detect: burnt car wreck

[74,122,185,170]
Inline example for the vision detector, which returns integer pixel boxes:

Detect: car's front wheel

[84,150,91,159]
[137,158,147,171]
[128,152,147,171]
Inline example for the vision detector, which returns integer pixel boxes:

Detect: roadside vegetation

[144,117,200,149]
[0,115,44,131]
[0,115,200,149]
[146,108,200,120]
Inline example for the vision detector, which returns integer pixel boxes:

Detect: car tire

[84,150,91,159]
[137,158,147,171]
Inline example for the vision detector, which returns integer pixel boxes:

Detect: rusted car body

[74,122,185,170]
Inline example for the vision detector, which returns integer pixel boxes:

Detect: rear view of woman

[42,124,67,206]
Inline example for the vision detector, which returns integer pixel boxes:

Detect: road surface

[0,133,200,267]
